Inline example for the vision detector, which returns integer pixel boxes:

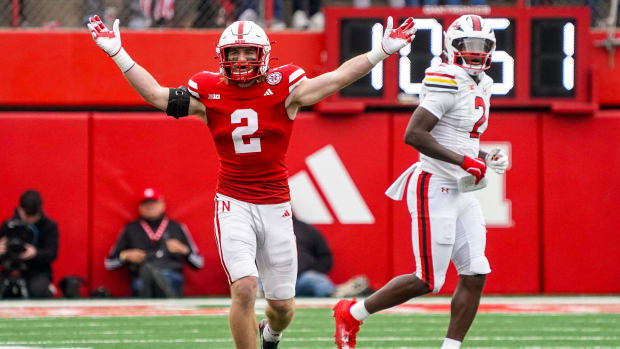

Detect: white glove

[367,16,417,65]
[485,148,509,174]
[87,16,135,72]
[87,16,121,56]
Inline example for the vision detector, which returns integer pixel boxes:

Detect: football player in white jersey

[334,15,509,349]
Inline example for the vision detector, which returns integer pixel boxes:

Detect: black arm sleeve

[166,86,191,119]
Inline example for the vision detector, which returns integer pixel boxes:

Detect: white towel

[385,162,419,201]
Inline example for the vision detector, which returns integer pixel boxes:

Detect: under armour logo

[282,210,291,217]
[441,187,449,193]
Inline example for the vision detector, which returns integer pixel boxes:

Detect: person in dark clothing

[105,188,204,297]
[293,217,369,297]
[0,190,59,298]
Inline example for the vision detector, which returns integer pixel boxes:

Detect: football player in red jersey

[87,15,415,349]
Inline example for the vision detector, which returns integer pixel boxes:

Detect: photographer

[0,190,59,298]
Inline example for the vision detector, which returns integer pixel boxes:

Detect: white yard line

[0,296,619,308]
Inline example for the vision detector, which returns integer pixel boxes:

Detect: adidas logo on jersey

[282,210,291,217]
[264,89,274,96]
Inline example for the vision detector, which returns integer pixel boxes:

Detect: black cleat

[259,318,279,349]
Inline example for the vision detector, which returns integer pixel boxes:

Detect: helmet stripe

[237,21,244,40]
[471,15,482,31]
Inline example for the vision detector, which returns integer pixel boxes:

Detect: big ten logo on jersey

[288,145,374,225]
[476,142,512,227]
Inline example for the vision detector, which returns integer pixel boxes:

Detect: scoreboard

[323,6,590,109]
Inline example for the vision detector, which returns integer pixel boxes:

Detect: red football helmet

[216,21,271,82]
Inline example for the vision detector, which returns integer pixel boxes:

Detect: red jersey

[187,64,307,204]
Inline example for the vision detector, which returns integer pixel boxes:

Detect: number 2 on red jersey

[231,109,261,154]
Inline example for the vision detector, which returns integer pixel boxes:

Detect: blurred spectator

[259,216,371,297]
[291,0,324,30]
[194,0,231,28]
[105,188,203,298]
[233,0,286,29]
[583,0,614,27]
[141,0,175,27]
[85,0,159,28]
[0,190,58,298]
[353,0,485,7]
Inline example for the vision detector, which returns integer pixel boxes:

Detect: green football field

[0,297,618,348]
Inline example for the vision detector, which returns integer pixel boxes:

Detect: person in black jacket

[0,190,59,298]
[105,188,204,297]
[293,217,369,297]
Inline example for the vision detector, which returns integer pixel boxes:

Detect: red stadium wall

[541,112,620,293]
[0,113,90,294]
[1,29,619,295]
[1,112,619,295]
[0,31,325,107]
[1,29,620,106]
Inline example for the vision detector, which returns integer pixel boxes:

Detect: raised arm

[285,16,416,115]
[87,16,205,119]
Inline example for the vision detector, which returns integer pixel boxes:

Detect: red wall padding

[2,112,619,295]
[541,112,620,293]
[0,113,90,293]
[90,113,227,296]
[0,31,324,107]
[288,114,392,289]
[2,30,620,106]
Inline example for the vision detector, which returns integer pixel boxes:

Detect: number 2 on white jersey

[231,109,261,154]
[470,96,487,139]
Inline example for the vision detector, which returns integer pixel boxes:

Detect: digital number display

[340,17,515,97]
[340,18,384,98]
[530,18,576,98]
[326,7,588,108]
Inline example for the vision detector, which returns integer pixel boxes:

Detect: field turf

[0,297,617,348]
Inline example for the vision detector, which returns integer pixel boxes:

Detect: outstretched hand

[87,15,122,56]
[380,16,416,55]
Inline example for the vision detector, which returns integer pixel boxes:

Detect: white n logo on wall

[289,145,375,225]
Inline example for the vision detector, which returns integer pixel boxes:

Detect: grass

[0,305,618,348]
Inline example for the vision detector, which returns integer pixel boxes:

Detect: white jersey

[418,63,493,181]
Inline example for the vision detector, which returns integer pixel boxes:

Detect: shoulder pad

[188,71,220,98]
[422,64,459,93]
[270,64,307,92]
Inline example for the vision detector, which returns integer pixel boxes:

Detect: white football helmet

[444,15,496,76]
[216,21,271,82]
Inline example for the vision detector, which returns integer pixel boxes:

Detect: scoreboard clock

[323,7,590,109]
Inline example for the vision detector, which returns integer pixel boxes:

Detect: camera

[1,219,28,273]
[0,219,31,298]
